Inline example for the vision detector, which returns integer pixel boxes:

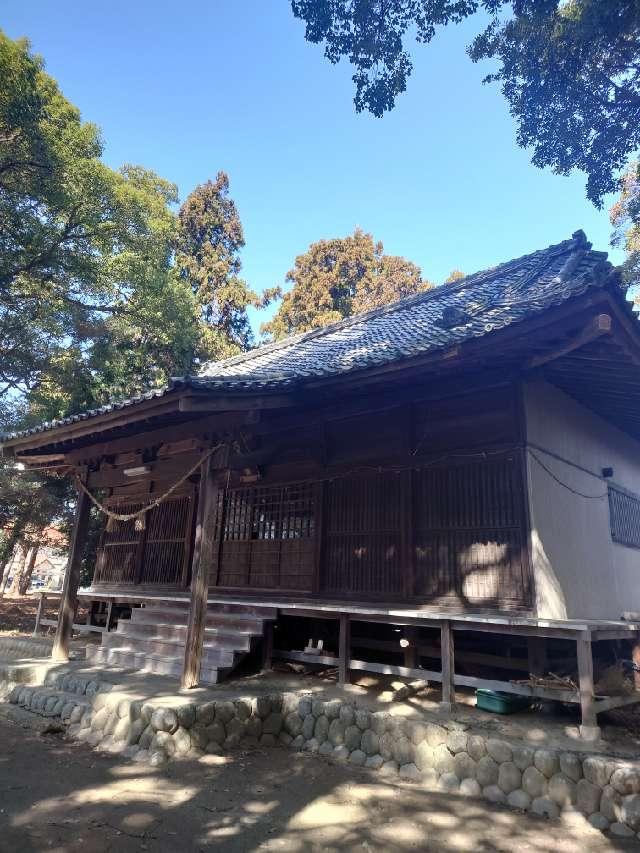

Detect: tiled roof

[201,230,615,382]
[4,231,620,444]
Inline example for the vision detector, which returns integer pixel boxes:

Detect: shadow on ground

[0,716,637,853]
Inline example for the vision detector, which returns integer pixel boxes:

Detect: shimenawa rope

[73,442,226,532]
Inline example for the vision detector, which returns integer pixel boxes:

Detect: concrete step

[130,607,266,634]
[86,644,222,684]
[101,631,236,667]
[114,620,253,650]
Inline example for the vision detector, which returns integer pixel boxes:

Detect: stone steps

[6,668,111,725]
[85,643,224,683]
[130,606,267,634]
[113,620,253,650]
[101,630,237,666]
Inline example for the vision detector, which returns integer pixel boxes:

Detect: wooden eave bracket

[525,313,613,370]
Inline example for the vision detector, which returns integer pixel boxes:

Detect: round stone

[205,721,226,745]
[576,778,601,815]
[298,697,312,718]
[531,796,560,819]
[138,725,154,750]
[620,793,640,830]
[291,735,304,750]
[460,778,482,798]
[414,741,434,771]
[477,756,499,788]
[582,756,613,788]
[548,773,576,807]
[498,762,522,795]
[379,732,395,761]
[507,789,532,811]
[339,705,355,727]
[149,750,167,767]
[447,730,468,755]
[173,726,192,755]
[425,723,446,747]
[371,712,389,735]
[152,731,176,756]
[522,766,547,799]
[361,730,380,756]
[302,715,316,740]
[245,717,262,739]
[453,752,476,781]
[408,722,427,746]
[355,709,371,730]
[285,713,303,737]
[611,767,640,796]
[216,701,235,723]
[438,772,460,792]
[600,785,622,822]
[333,745,349,762]
[534,749,559,779]
[365,754,384,770]
[610,822,636,838]
[392,737,413,767]
[467,735,486,762]
[262,712,283,735]
[379,760,398,777]
[588,813,610,831]
[325,699,342,720]
[484,784,506,804]
[318,739,333,755]
[311,700,325,718]
[314,715,329,742]
[487,738,512,765]
[559,752,583,782]
[196,702,215,725]
[512,745,534,771]
[328,718,346,747]
[113,717,131,743]
[349,749,366,767]
[345,725,362,751]
[177,704,197,729]
[188,723,207,750]
[151,708,178,734]
[433,743,455,775]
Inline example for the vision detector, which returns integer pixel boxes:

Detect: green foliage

[176,174,261,360]
[261,228,431,340]
[291,1,640,205]
[611,160,640,296]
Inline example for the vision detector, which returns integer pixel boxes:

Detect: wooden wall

[90,378,533,611]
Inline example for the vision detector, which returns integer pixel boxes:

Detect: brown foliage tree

[262,228,432,340]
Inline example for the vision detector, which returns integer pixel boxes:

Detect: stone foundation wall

[8,677,640,839]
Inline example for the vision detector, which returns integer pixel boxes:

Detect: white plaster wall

[524,379,640,620]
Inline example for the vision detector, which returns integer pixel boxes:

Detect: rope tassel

[106,516,117,533]
[134,515,146,532]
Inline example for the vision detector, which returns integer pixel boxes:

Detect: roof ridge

[199,231,588,378]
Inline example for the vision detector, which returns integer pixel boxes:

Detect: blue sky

[4,1,624,334]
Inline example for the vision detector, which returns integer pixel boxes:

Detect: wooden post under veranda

[51,481,91,661]
[181,453,223,689]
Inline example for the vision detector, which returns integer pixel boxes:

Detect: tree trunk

[18,544,39,595]
[7,542,29,597]
[0,543,19,598]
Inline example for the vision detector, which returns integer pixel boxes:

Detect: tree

[445,269,466,283]
[261,228,431,339]
[610,160,640,297]
[291,1,640,206]
[175,175,261,360]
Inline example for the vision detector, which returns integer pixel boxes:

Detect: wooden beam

[178,393,293,413]
[262,620,275,672]
[32,593,46,636]
[339,614,351,685]
[440,621,456,712]
[181,454,223,689]
[577,634,600,741]
[51,482,91,661]
[526,314,612,370]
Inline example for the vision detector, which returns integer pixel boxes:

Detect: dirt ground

[0,715,638,853]
[0,595,88,636]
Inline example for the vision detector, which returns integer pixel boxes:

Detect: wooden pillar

[577,633,600,741]
[527,635,547,678]
[403,627,418,669]
[52,485,91,661]
[33,593,46,636]
[262,620,274,672]
[440,621,456,713]
[105,599,114,633]
[338,614,351,685]
[181,455,221,689]
[632,635,640,691]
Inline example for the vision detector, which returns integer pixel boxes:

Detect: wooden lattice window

[322,472,405,596]
[414,455,529,607]
[609,485,640,550]
[93,491,195,588]
[215,481,316,590]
